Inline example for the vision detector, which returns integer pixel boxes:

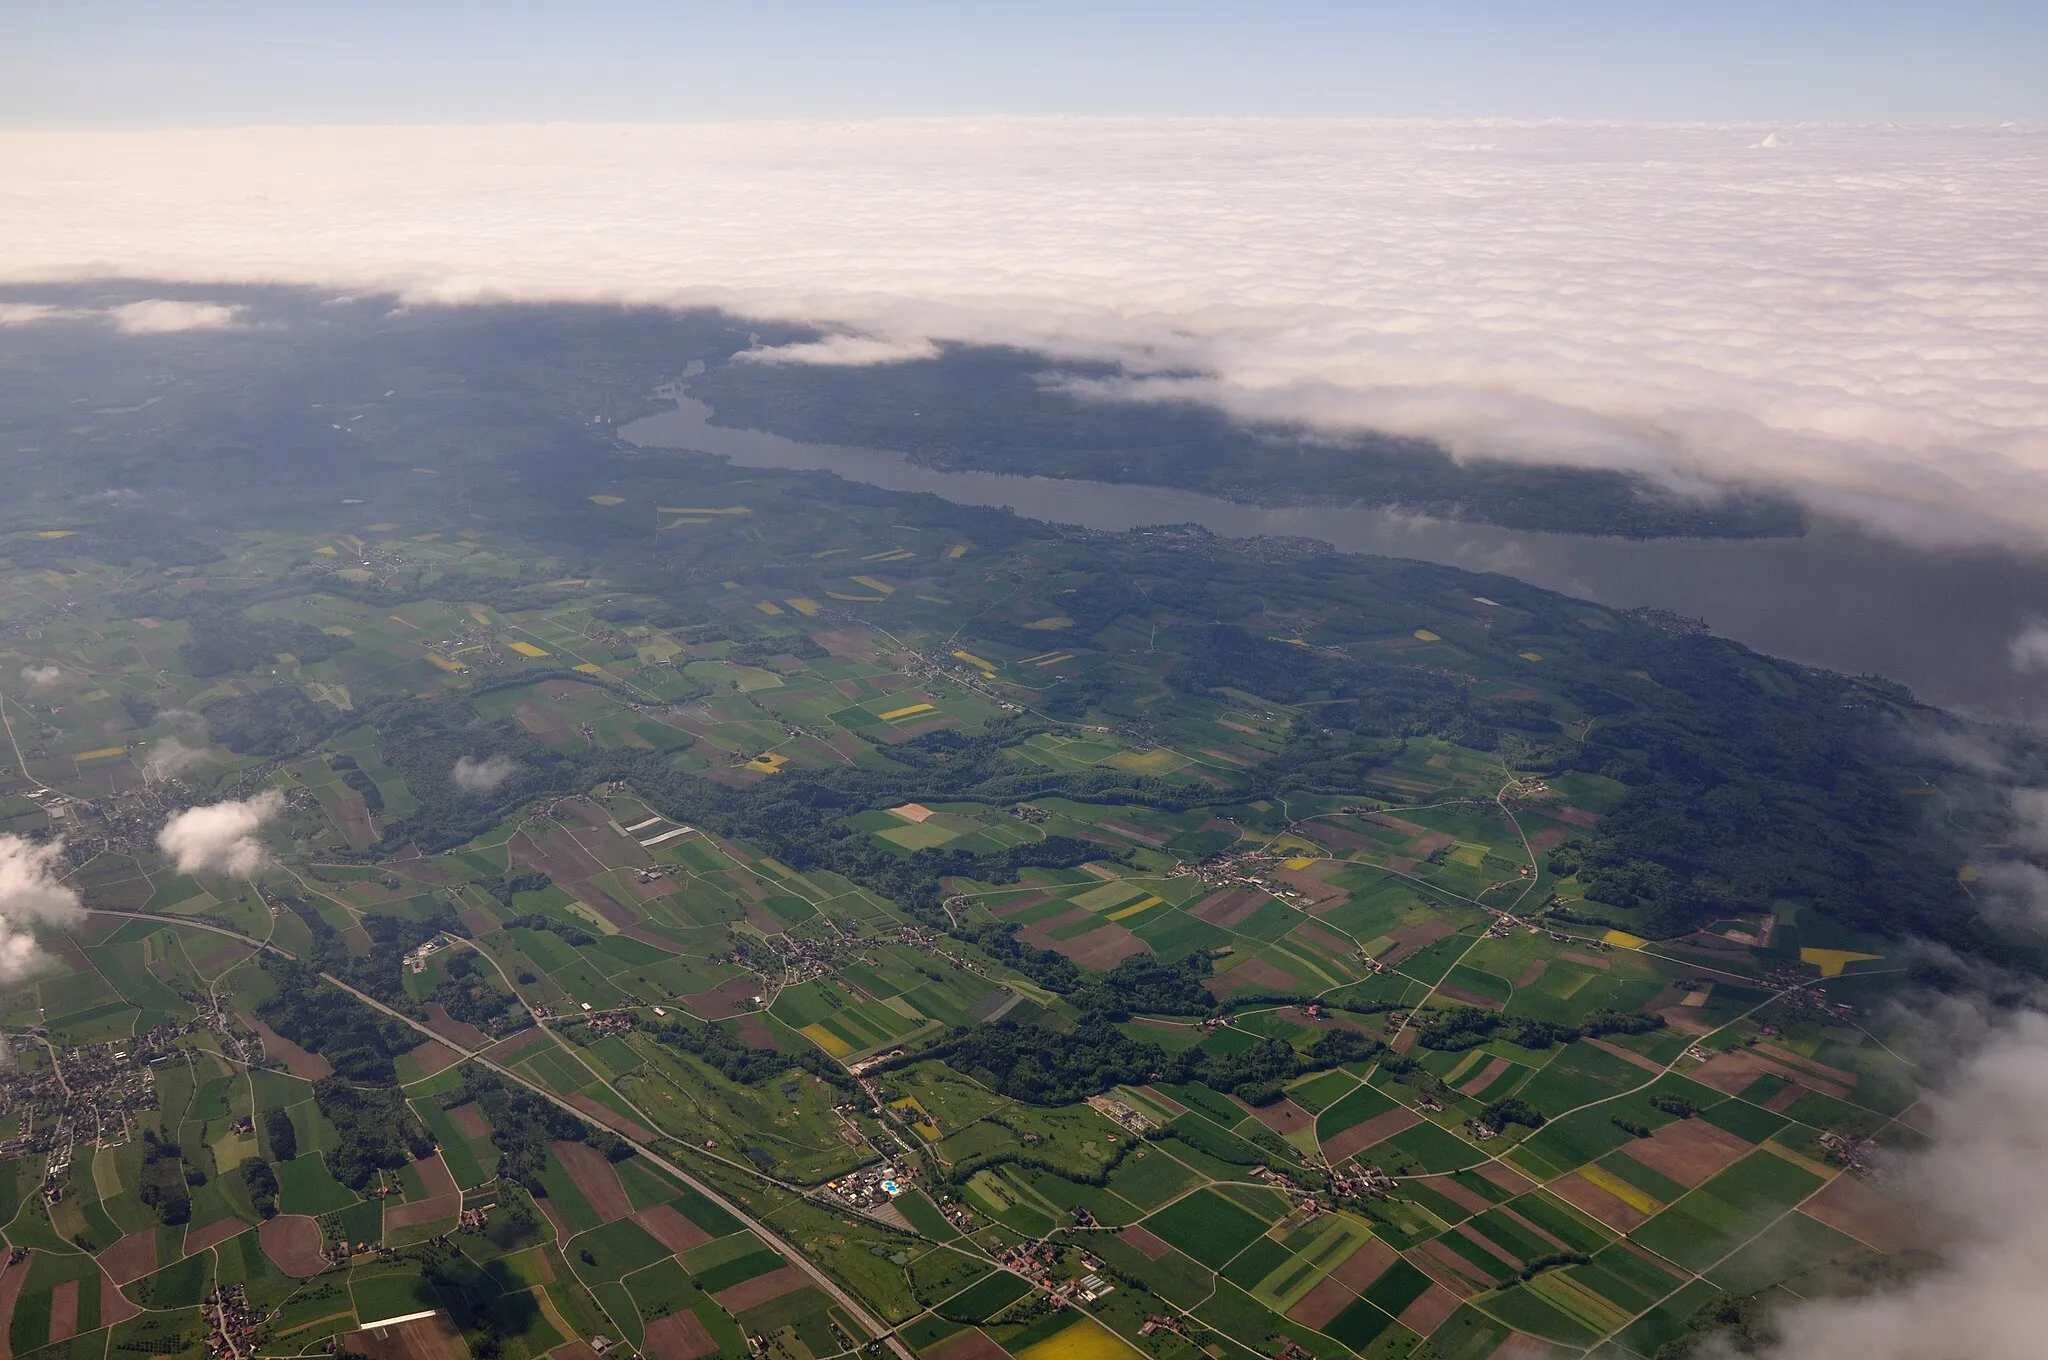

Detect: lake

[623,392,2048,720]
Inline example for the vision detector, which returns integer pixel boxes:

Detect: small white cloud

[19,666,64,689]
[106,299,243,334]
[0,835,85,985]
[451,754,517,793]
[738,334,941,367]
[157,790,284,876]
[0,303,86,326]
[2010,788,2048,855]
[142,737,211,782]
[2010,622,2048,674]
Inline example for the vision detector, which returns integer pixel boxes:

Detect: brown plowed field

[1285,1276,1359,1329]
[100,1230,157,1285]
[1301,822,1373,855]
[1243,1098,1314,1135]
[1323,1106,1420,1164]
[1582,1038,1664,1074]
[1763,1084,1807,1112]
[1476,1162,1535,1197]
[1206,958,1298,997]
[633,1204,712,1254]
[1189,888,1267,929]
[1289,924,1354,958]
[550,1140,632,1222]
[1118,1226,1171,1260]
[563,1095,655,1144]
[183,1216,253,1255]
[344,1313,469,1360]
[385,1195,459,1232]
[1619,1118,1753,1188]
[458,907,500,935]
[259,1215,328,1277]
[926,1330,1013,1360]
[1754,1044,1859,1088]
[1801,1177,1909,1252]
[1366,813,1428,836]
[450,1103,490,1139]
[1694,1050,1850,1101]
[484,1028,552,1061]
[533,1196,571,1245]
[1455,1224,1522,1269]
[1512,961,1548,987]
[45,1279,78,1343]
[732,1014,777,1049]
[1379,920,1454,967]
[1435,986,1504,1011]
[1548,1173,1650,1231]
[423,1006,491,1051]
[1397,1283,1461,1337]
[987,892,1054,918]
[1525,825,1570,854]
[387,1153,462,1230]
[97,1265,142,1327]
[684,977,763,1021]
[1419,1175,1494,1214]
[619,924,684,951]
[405,1042,464,1080]
[1327,1235,1398,1291]
[1408,1242,1484,1296]
[1555,806,1602,828]
[1557,951,1611,970]
[1035,923,1149,971]
[1134,1085,1187,1115]
[250,1018,332,1079]
[0,1252,33,1360]
[710,1265,809,1313]
[641,1312,719,1360]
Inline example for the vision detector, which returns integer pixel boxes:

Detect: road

[82,908,912,1360]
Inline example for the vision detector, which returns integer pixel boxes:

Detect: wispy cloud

[1,120,2043,544]
[450,754,517,793]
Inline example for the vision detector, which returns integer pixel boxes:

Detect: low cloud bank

[0,836,85,985]
[451,754,517,793]
[1,120,2043,546]
[0,298,243,333]
[1737,1002,2048,1360]
[157,790,283,876]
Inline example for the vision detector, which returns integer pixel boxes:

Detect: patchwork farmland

[0,387,1940,1360]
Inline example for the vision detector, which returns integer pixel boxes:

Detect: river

[623,392,2048,720]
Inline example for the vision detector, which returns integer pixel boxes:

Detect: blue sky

[5,0,2043,125]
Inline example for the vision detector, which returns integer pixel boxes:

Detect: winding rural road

[81,908,913,1360]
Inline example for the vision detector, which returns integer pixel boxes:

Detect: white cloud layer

[157,790,283,877]
[19,666,64,689]
[1743,1006,2048,1360]
[0,836,85,986]
[450,754,517,793]
[1,120,2044,544]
